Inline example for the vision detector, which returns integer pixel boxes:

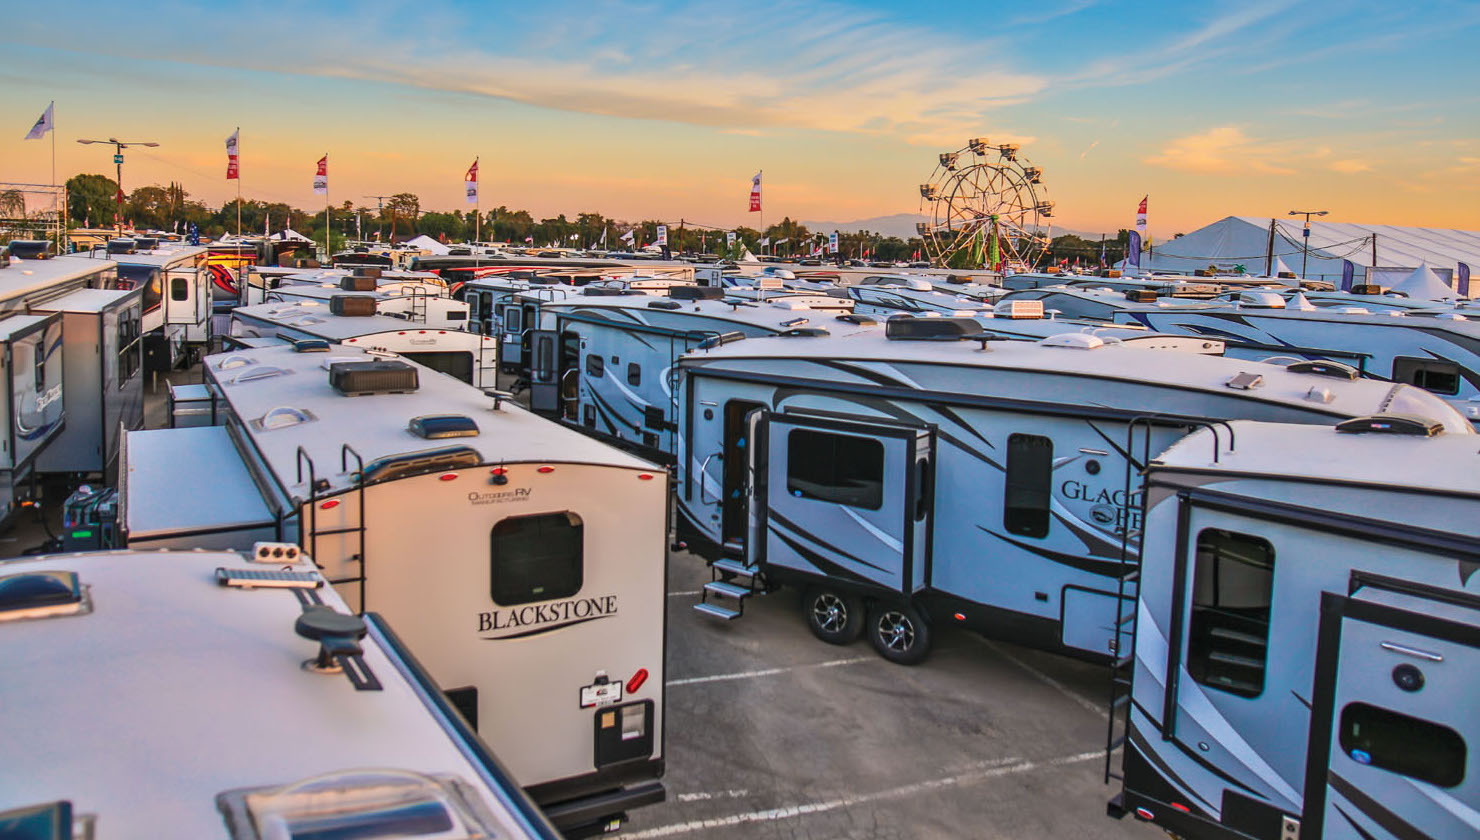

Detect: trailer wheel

[867,602,931,665]
[803,586,864,645]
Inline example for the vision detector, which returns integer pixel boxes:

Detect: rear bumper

[542,780,666,837]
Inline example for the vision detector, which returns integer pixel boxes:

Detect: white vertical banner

[726,231,735,247]
[828,231,839,253]
[465,159,479,204]
[656,225,668,246]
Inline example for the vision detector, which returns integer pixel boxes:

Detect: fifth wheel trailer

[119,342,669,836]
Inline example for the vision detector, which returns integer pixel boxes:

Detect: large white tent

[1128,216,1480,288]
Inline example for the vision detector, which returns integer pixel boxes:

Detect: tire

[803,585,865,645]
[867,601,932,665]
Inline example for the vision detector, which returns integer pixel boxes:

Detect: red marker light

[953,612,966,621]
[438,473,459,481]
[419,330,427,334]
[490,467,507,476]
[626,668,649,693]
[638,473,654,481]
[1170,803,1190,814]
[1134,808,1155,821]
[537,466,555,474]
[320,500,340,510]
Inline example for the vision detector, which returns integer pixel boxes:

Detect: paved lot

[629,552,1159,840]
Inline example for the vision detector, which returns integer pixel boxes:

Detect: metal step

[693,602,741,620]
[704,581,752,600]
[712,558,757,578]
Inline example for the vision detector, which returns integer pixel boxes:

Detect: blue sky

[2,0,1477,233]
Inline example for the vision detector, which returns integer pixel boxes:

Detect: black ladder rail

[341,443,368,614]
[295,446,320,567]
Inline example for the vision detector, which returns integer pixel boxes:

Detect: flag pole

[474,156,480,244]
[50,102,57,251]
[235,127,242,238]
[323,153,330,261]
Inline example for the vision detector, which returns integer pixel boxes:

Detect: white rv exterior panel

[123,426,278,548]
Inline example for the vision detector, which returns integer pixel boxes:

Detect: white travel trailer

[0,241,116,313]
[0,548,561,839]
[1114,298,1480,423]
[230,299,497,387]
[65,242,212,370]
[120,343,669,835]
[459,276,572,338]
[530,290,858,459]
[674,318,1473,666]
[245,265,450,306]
[0,313,65,523]
[1108,417,1480,840]
[30,288,144,481]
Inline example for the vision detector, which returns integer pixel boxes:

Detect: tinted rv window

[1339,702,1466,788]
[786,429,883,510]
[170,274,189,301]
[1189,529,1274,698]
[400,351,474,384]
[117,305,141,384]
[586,354,604,377]
[1004,434,1052,538]
[490,512,584,606]
[1392,357,1460,396]
[628,362,641,386]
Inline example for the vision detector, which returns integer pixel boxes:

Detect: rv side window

[170,274,189,301]
[117,306,141,384]
[1003,434,1053,538]
[503,306,521,333]
[1338,702,1466,788]
[628,362,641,386]
[1188,528,1274,698]
[33,340,45,391]
[490,512,583,606]
[786,429,883,509]
[914,457,932,521]
[586,354,604,377]
[1392,356,1460,396]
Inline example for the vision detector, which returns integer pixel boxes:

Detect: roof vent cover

[329,360,419,396]
[339,275,377,292]
[409,414,480,439]
[7,240,55,260]
[106,238,137,255]
[0,569,89,622]
[668,286,725,301]
[330,295,378,317]
[885,316,984,340]
[993,299,1044,320]
[1335,414,1444,437]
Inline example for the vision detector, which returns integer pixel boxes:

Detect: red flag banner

[465,159,479,205]
[313,155,328,194]
[226,129,239,180]
[749,171,762,212]
[1135,195,1147,231]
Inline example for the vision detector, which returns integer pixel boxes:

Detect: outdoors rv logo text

[478,595,618,639]
[467,488,532,505]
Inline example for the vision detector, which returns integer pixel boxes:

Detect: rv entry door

[1305,579,1480,839]
[529,329,560,413]
[747,410,933,594]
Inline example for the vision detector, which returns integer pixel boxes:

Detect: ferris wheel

[917,138,1052,270]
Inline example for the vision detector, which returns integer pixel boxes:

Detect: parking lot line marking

[666,656,872,687]
[667,590,702,597]
[976,638,1105,717]
[674,789,750,803]
[625,751,1100,837]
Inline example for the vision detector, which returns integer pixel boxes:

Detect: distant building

[1128,216,1480,287]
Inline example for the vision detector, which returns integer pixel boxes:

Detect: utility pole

[1287,209,1328,279]
[77,137,159,234]
[364,195,393,241]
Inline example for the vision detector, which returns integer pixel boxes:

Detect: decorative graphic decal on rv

[478,595,618,640]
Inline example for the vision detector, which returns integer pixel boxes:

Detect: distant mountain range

[802,212,1109,241]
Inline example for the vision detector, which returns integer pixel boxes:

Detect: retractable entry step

[693,558,766,621]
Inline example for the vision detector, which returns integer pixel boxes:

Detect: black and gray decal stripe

[770,510,893,574]
[767,525,873,585]
[980,526,1129,577]
[1128,700,1267,799]
[1328,772,1430,840]
[1127,728,1218,813]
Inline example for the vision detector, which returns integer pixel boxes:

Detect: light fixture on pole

[77,137,159,234]
[1287,209,1328,280]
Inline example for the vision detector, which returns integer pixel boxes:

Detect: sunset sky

[2,0,1478,238]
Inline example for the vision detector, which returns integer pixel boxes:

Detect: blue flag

[1459,262,1471,298]
[1340,259,1355,292]
[188,222,199,246]
[1126,230,1141,269]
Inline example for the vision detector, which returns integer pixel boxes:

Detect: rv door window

[628,362,641,386]
[170,274,189,301]
[1392,356,1461,396]
[786,429,884,510]
[1188,528,1274,698]
[586,354,605,377]
[503,305,522,333]
[117,305,141,384]
[490,512,584,606]
[32,338,45,391]
[1338,702,1466,788]
[1004,434,1053,538]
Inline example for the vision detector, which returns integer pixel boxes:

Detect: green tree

[66,174,119,228]
[0,189,24,219]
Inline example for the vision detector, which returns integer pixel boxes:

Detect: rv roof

[0,314,56,342]
[207,343,654,498]
[98,245,208,268]
[125,426,276,538]
[233,300,465,341]
[30,287,138,314]
[542,294,866,331]
[1155,420,1480,499]
[0,550,546,838]
[0,255,114,302]
[681,328,1474,433]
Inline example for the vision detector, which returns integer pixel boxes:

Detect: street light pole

[77,137,159,234]
[1287,209,1328,280]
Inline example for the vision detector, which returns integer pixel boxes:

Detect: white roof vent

[755,277,784,289]
[216,355,256,370]
[1287,292,1318,311]
[900,278,932,291]
[1238,291,1287,309]
[1335,306,1371,314]
[763,269,797,280]
[993,299,1044,319]
[1039,332,1105,350]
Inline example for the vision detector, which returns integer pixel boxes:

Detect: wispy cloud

[1010,0,1098,27]
[1328,159,1371,173]
[1144,126,1294,175]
